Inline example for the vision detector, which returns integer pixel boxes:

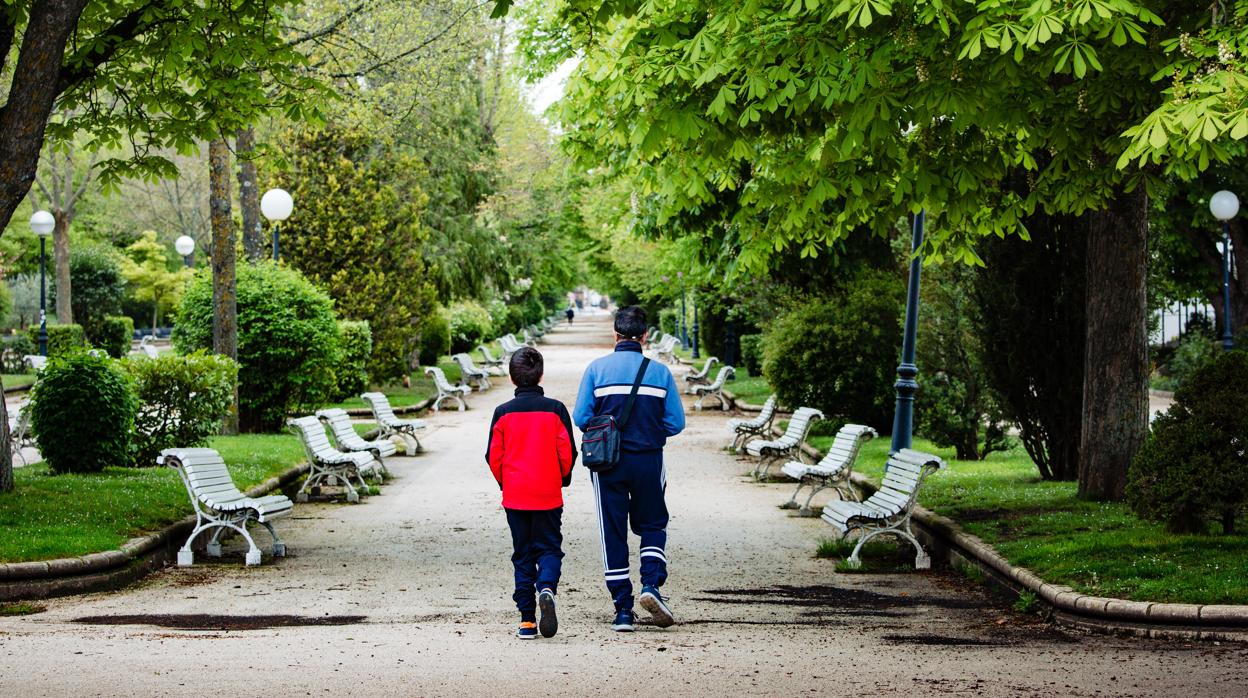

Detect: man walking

[574,306,685,631]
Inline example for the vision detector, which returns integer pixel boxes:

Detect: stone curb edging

[0,461,310,601]
[776,431,1248,641]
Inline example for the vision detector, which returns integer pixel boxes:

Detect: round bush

[28,352,138,474]
[1128,351,1248,534]
[761,270,903,430]
[738,334,764,376]
[418,310,451,366]
[123,351,239,467]
[173,262,341,432]
[445,301,493,354]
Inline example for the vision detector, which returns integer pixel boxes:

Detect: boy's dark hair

[510,347,544,387]
[614,306,647,340]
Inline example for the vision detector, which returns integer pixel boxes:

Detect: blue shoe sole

[539,592,558,638]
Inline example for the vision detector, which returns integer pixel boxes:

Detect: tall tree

[503,0,1229,500]
[31,131,97,324]
[208,138,238,435]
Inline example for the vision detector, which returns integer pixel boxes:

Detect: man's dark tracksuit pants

[505,507,564,621]
[590,450,668,611]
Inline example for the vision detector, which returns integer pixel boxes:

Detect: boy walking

[485,347,577,639]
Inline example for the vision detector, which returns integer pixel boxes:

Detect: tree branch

[285,0,372,48]
[55,2,164,95]
[325,1,489,79]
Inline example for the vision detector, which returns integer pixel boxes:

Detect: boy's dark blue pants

[590,450,668,611]
[505,507,564,621]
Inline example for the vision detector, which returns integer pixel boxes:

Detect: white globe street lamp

[261,188,294,260]
[1211,190,1240,350]
[30,210,54,356]
[175,235,196,267]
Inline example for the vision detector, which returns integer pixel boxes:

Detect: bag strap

[618,357,651,430]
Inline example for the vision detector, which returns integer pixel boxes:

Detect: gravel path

[1,312,1244,696]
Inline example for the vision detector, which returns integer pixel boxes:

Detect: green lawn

[1,373,36,391]
[0,433,305,563]
[327,356,465,410]
[804,434,1248,605]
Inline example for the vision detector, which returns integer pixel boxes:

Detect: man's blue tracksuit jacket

[573,340,685,611]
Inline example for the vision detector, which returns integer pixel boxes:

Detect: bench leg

[260,521,286,557]
[206,526,225,557]
[797,481,828,517]
[454,394,467,411]
[779,481,806,510]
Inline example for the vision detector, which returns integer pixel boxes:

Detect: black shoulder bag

[581,358,651,473]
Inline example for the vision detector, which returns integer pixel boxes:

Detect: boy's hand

[562,474,572,487]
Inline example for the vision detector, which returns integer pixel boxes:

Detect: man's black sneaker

[517,621,538,639]
[639,585,675,628]
[538,589,558,638]
[611,608,636,632]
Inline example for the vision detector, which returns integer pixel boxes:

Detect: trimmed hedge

[738,334,763,376]
[336,320,372,399]
[123,351,239,467]
[27,323,87,358]
[1128,351,1248,534]
[28,352,138,474]
[173,262,341,432]
[419,311,451,366]
[99,316,134,358]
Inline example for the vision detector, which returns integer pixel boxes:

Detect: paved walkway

[1,314,1245,696]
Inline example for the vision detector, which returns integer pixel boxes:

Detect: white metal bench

[651,335,678,363]
[7,401,34,466]
[780,424,877,515]
[316,408,396,477]
[159,447,292,566]
[23,354,47,371]
[744,406,824,480]
[288,415,379,503]
[360,391,426,455]
[138,334,160,359]
[452,353,492,391]
[476,344,507,375]
[498,334,525,359]
[683,356,720,392]
[691,365,735,410]
[425,366,470,411]
[822,449,947,570]
[727,394,778,453]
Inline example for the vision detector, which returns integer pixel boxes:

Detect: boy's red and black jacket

[485,386,577,510]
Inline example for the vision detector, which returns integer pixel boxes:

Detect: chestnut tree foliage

[499,0,1248,500]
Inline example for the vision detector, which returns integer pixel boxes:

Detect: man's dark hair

[614,306,647,340]
[510,347,544,387]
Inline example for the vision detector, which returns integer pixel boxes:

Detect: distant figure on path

[485,347,577,640]
[574,306,686,632]
[566,306,575,325]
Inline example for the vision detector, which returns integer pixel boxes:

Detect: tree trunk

[52,209,72,323]
[236,126,264,260]
[0,389,12,493]
[209,138,239,435]
[0,0,90,233]
[1079,186,1150,500]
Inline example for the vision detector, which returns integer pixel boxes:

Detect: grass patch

[2,373,36,391]
[816,536,915,573]
[0,433,305,563]
[0,602,46,616]
[802,435,1248,604]
[326,356,463,410]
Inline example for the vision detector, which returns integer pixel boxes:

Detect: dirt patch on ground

[695,584,984,613]
[72,614,367,631]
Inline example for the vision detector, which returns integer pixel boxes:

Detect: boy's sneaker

[538,589,558,638]
[611,608,636,632]
[517,621,538,639]
[639,585,675,628]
